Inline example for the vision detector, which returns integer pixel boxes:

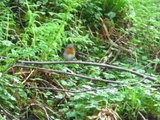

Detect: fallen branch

[1,56,157,81]
[13,64,121,84]
[4,82,160,94]
[17,60,157,81]
[5,84,124,93]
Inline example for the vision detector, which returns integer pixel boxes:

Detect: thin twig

[3,82,160,94]
[138,111,147,120]
[5,84,123,93]
[45,106,60,118]
[30,103,50,120]
[22,70,34,84]
[154,54,160,72]
[110,50,120,63]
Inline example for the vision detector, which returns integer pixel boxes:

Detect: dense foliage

[0,0,160,120]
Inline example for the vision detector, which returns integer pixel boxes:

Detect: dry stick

[17,61,157,81]
[5,80,160,93]
[35,79,56,88]
[6,84,72,93]
[13,64,121,84]
[6,84,124,93]
[5,83,160,94]
[22,69,34,84]
[154,54,159,72]
[138,111,147,120]
[110,50,120,63]
[30,103,50,120]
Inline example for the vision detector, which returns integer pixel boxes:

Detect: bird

[63,44,76,61]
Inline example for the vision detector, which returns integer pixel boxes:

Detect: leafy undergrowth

[0,0,160,120]
[131,0,160,54]
[129,0,160,74]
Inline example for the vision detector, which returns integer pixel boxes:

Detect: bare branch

[0,56,157,81]
[3,82,160,94]
[22,70,35,84]
[17,60,157,81]
[13,64,121,84]
[5,84,123,93]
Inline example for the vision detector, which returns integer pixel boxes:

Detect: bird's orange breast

[66,48,75,54]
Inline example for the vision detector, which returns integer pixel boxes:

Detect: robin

[63,44,76,61]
